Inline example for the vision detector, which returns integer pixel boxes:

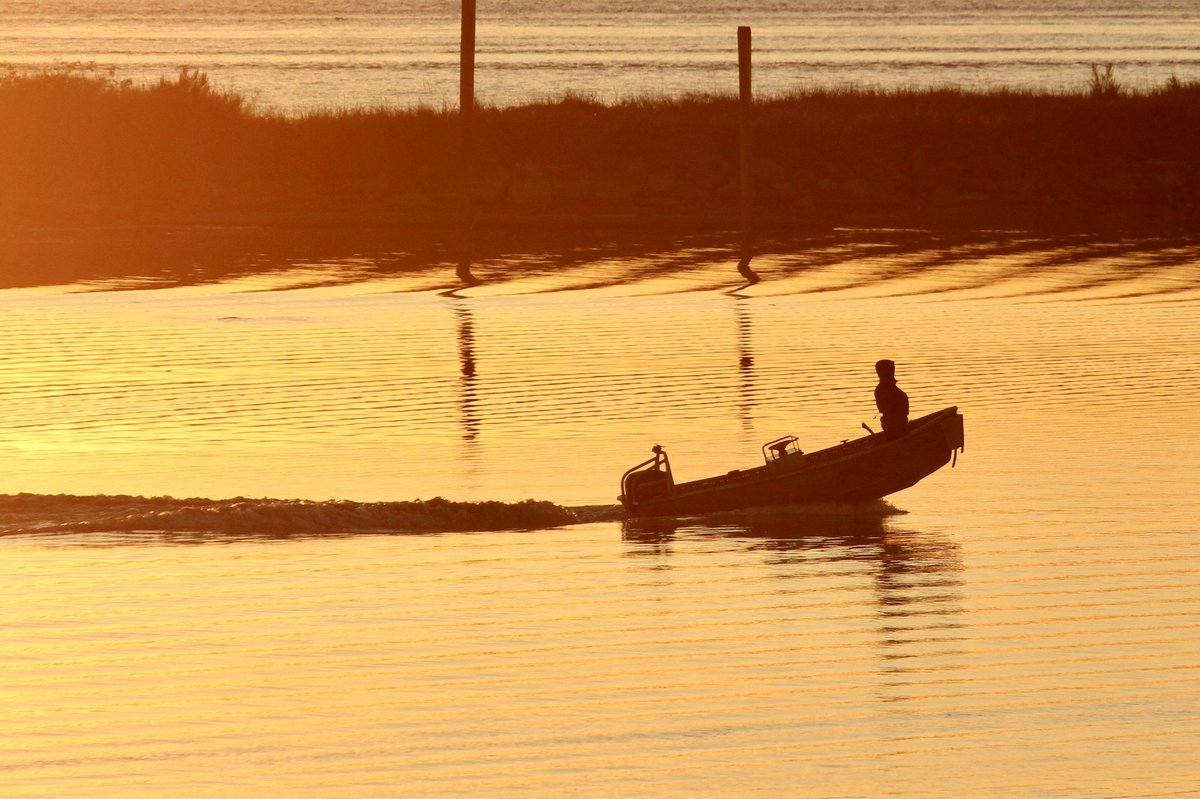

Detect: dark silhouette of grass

[2,64,1199,236]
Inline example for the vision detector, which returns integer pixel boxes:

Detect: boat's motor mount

[619,444,675,506]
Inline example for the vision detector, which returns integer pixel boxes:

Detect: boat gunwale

[657,406,959,501]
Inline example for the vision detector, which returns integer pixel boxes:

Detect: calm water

[2,237,1199,796]
[4,3,1199,794]
[3,0,1200,109]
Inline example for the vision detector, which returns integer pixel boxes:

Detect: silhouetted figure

[874,359,909,438]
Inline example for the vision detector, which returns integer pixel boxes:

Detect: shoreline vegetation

[2,64,1198,240]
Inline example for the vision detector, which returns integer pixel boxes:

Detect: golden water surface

[1,236,1198,797]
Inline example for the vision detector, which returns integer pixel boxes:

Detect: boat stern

[619,445,675,513]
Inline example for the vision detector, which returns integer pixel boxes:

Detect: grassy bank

[2,65,1199,235]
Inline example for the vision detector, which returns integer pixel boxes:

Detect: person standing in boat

[874,359,909,438]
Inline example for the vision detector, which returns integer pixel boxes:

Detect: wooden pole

[457,0,478,285]
[461,0,476,119]
[736,26,758,283]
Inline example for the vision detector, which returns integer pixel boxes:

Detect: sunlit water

[3,0,1200,110]
[1,238,1198,796]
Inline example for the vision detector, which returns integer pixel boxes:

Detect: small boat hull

[620,407,964,517]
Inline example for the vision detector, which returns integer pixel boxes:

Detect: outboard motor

[619,444,675,508]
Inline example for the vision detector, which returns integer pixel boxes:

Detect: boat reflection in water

[622,506,962,580]
[622,508,967,671]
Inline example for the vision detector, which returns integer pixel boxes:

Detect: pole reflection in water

[452,299,480,445]
[734,299,757,436]
[737,251,760,286]
[456,258,479,287]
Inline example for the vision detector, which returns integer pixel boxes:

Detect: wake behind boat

[619,407,965,517]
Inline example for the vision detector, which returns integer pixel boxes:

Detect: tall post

[737,26,758,283]
[461,0,476,120]
[457,0,478,285]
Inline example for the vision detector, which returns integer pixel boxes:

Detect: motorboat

[619,407,964,517]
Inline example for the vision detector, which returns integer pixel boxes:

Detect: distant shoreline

[3,66,1198,239]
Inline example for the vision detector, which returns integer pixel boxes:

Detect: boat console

[762,435,802,463]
